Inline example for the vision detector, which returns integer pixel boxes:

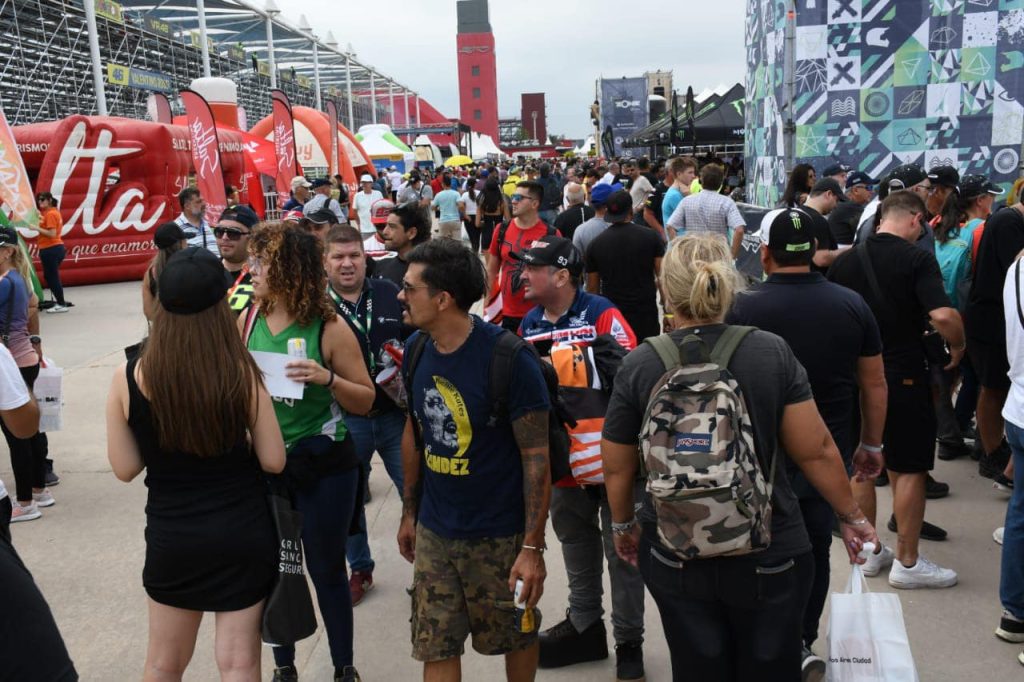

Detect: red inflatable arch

[14,115,256,285]
[249,106,375,192]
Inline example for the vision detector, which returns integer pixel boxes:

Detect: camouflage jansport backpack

[639,326,776,560]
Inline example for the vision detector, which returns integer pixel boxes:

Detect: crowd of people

[1,149,1022,682]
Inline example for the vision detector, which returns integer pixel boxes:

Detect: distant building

[456,0,499,140]
[521,92,547,144]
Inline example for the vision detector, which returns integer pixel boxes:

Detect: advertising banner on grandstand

[326,99,340,177]
[0,106,40,229]
[107,63,173,93]
[271,89,298,198]
[744,1,1024,206]
[599,77,648,155]
[181,89,227,226]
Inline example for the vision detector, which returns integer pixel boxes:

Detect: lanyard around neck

[329,285,375,372]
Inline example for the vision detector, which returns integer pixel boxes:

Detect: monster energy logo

[786,211,812,252]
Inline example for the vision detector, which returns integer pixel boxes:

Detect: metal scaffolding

[0,0,418,131]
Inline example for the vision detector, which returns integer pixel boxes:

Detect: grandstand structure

[0,0,431,130]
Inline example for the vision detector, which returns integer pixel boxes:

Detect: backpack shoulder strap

[497,219,512,249]
[401,332,430,396]
[488,330,525,426]
[709,325,754,369]
[242,301,260,346]
[644,333,680,372]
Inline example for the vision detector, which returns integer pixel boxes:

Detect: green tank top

[247,315,347,451]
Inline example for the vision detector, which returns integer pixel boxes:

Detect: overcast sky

[279,0,748,139]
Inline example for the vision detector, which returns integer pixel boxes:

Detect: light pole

[265,0,280,89]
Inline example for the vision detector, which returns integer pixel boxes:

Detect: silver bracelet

[611,518,638,535]
[521,544,545,554]
[859,442,882,453]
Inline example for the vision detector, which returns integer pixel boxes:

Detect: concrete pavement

[5,280,1019,680]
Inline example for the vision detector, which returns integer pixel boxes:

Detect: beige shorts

[437,220,463,239]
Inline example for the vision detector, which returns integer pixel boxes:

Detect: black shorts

[969,337,1010,391]
[882,378,937,473]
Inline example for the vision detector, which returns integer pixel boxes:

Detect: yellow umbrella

[444,155,474,168]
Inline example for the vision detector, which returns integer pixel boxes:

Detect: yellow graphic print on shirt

[422,375,472,476]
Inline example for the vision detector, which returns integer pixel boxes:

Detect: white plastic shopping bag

[34,357,63,432]
[827,555,918,681]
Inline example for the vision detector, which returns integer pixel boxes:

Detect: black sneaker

[875,469,889,487]
[962,424,978,442]
[971,439,984,461]
[980,442,1011,480]
[335,665,360,682]
[615,639,645,681]
[925,475,950,499]
[801,645,826,682]
[538,610,608,668]
[998,611,1024,643]
[272,666,298,682]
[995,473,1015,496]
[937,441,971,461]
[887,514,948,541]
[45,470,60,487]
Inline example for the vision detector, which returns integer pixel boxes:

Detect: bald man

[554,182,594,242]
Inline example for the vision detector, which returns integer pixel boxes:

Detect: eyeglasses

[214,227,248,240]
[247,257,264,274]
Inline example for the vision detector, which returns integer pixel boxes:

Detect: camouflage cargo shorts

[410,524,541,662]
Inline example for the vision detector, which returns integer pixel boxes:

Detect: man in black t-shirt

[585,190,666,341]
[374,203,430,289]
[729,207,885,664]
[829,190,965,590]
[964,199,1024,478]
[553,183,594,241]
[801,179,842,274]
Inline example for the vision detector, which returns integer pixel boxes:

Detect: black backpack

[402,329,574,482]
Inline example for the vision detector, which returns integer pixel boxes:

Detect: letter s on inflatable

[14,115,252,285]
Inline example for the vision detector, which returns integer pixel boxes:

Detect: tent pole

[783,0,796,174]
[83,0,107,115]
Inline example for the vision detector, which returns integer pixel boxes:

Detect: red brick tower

[456,0,498,140]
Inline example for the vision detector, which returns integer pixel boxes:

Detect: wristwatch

[29,335,41,345]
[612,518,638,536]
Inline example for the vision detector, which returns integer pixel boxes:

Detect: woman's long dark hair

[478,177,504,214]
[935,190,974,244]
[141,301,263,457]
[780,163,815,208]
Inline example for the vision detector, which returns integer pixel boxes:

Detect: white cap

[360,173,374,183]
[290,175,311,190]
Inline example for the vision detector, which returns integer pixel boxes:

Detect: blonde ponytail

[661,234,744,324]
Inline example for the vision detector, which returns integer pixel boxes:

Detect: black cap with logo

[604,190,633,223]
[158,247,233,315]
[510,236,583,275]
[760,208,815,254]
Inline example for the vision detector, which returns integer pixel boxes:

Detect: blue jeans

[1001,421,1024,619]
[273,466,360,670]
[344,409,405,573]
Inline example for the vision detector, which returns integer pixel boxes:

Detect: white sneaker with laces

[995,527,1005,545]
[46,304,68,314]
[10,501,41,522]
[888,556,958,589]
[32,489,55,507]
[861,544,894,577]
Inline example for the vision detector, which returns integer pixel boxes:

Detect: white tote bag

[827,562,918,682]
[34,357,63,433]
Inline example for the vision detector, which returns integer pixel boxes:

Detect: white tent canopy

[467,132,505,160]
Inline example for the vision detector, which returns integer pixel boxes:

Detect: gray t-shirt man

[573,215,609,262]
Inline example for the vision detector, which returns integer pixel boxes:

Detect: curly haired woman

[242,222,374,682]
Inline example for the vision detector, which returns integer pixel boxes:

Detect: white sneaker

[861,543,895,577]
[10,501,41,522]
[888,556,958,589]
[45,304,68,314]
[995,527,1005,545]
[32,489,55,507]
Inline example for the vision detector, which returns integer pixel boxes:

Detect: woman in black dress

[106,247,286,681]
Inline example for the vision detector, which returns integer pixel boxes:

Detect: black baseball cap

[604,189,633,223]
[305,208,336,225]
[310,178,332,189]
[510,236,582,275]
[153,222,186,249]
[811,178,844,197]
[218,205,259,230]
[927,165,960,188]
[158,247,233,315]
[845,171,877,190]
[959,174,1004,199]
[760,208,815,254]
[885,164,927,193]
[823,162,850,177]
[0,226,18,247]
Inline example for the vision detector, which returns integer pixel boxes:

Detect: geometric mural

[745,0,1024,207]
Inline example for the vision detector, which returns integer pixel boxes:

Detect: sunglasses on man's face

[214,227,248,240]
[511,193,535,203]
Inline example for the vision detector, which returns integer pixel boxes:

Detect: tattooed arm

[397,415,423,563]
[507,409,550,607]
